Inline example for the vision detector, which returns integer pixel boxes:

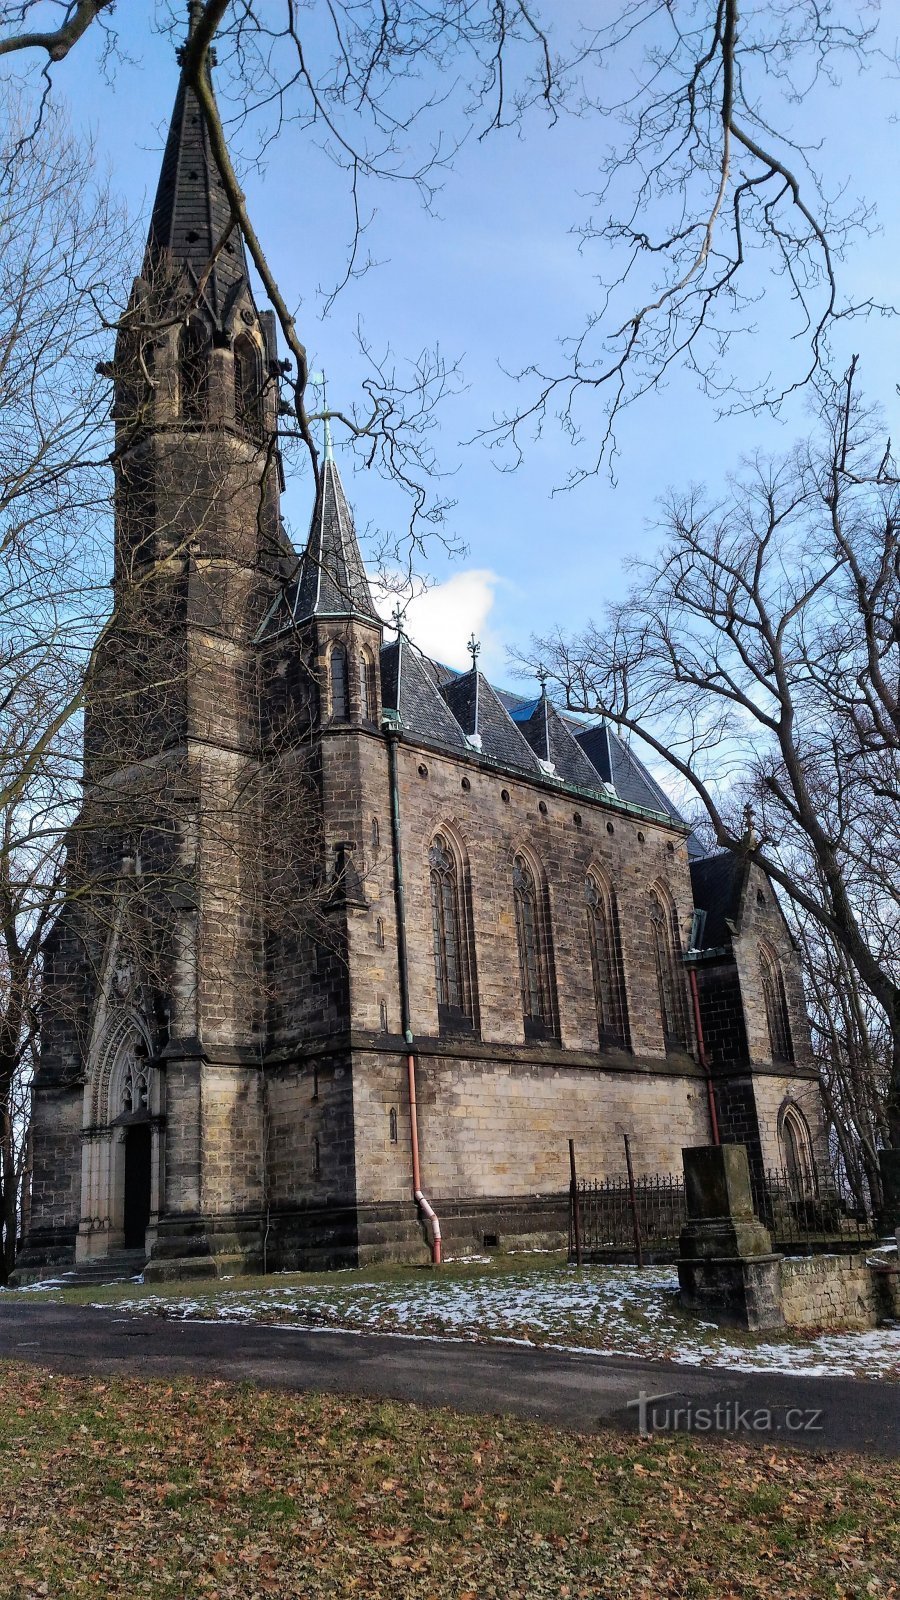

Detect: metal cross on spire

[391,603,406,638]
[467,633,481,673]
[309,369,333,462]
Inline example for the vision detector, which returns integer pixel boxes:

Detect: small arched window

[429,833,474,1033]
[650,890,688,1051]
[178,321,208,421]
[121,1053,150,1114]
[358,648,377,721]
[780,1103,814,1195]
[585,873,629,1049]
[389,1107,398,1145]
[760,946,794,1063]
[330,644,348,720]
[379,998,389,1033]
[234,333,263,437]
[376,916,385,949]
[514,853,556,1041]
[313,1136,321,1178]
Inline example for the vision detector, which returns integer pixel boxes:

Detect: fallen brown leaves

[0,1361,897,1599]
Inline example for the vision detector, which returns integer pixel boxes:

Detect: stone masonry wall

[733,865,815,1074]
[753,1071,829,1170]
[780,1253,898,1331]
[351,1048,710,1204]
[25,1086,83,1248]
[266,1056,357,1208]
[346,731,699,1058]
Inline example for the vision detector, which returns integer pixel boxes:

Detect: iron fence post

[623,1132,644,1268]
[569,1138,583,1267]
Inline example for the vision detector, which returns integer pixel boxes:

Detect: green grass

[9,1248,569,1306]
[0,1360,897,1598]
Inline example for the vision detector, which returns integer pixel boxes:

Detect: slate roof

[689,852,748,948]
[289,457,379,623]
[380,638,470,750]
[442,671,543,772]
[512,696,610,791]
[147,17,250,327]
[576,724,685,824]
[256,455,378,639]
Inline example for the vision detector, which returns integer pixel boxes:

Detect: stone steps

[68,1250,147,1286]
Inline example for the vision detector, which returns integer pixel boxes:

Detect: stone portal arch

[76,1013,163,1263]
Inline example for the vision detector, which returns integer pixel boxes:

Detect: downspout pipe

[386,725,443,1264]
[689,965,720,1146]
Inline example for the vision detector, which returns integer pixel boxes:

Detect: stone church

[16,27,826,1282]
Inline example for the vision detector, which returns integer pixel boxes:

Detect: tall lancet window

[514,853,556,1041]
[761,946,794,1063]
[429,833,474,1033]
[585,873,629,1049]
[234,333,263,437]
[650,889,688,1050]
[179,321,208,421]
[358,648,376,721]
[330,644,348,720]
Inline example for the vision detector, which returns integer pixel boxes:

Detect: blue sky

[26,3,900,684]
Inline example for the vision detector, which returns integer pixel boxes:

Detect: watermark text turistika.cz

[627,1390,824,1438]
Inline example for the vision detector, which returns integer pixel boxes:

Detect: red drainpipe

[689,966,720,1145]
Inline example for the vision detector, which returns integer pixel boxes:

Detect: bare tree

[792,902,890,1215]
[530,364,900,1146]
[0,3,888,488]
[0,94,131,1278]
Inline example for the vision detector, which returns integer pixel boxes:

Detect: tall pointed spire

[146,2,250,324]
[289,453,379,623]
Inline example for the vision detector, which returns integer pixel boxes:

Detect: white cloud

[373,568,502,672]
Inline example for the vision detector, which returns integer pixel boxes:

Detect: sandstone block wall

[200,1064,264,1214]
[266,1056,357,1208]
[346,733,699,1058]
[26,1086,82,1242]
[351,1048,710,1204]
[780,1253,895,1331]
[753,1072,829,1170]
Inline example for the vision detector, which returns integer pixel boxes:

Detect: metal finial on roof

[537,663,549,693]
[742,801,758,847]
[391,603,406,638]
[310,370,333,462]
[467,633,481,672]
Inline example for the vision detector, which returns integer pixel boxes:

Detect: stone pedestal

[878,1149,900,1233]
[678,1144,785,1330]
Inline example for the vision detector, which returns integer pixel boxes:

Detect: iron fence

[570,1172,687,1263]
[569,1156,876,1264]
[750,1163,876,1253]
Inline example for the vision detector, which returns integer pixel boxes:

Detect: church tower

[21,9,293,1278]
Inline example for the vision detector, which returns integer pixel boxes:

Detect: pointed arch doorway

[123,1122,152,1249]
[77,1016,163,1264]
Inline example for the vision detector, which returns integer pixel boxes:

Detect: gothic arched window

[358,648,376,721]
[330,644,348,720]
[585,873,629,1049]
[178,321,208,421]
[780,1103,814,1195]
[121,1050,150,1114]
[234,333,263,437]
[429,833,474,1033]
[650,889,688,1051]
[514,853,556,1041]
[760,946,794,1063]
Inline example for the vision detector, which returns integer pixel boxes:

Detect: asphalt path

[1,1301,898,1456]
